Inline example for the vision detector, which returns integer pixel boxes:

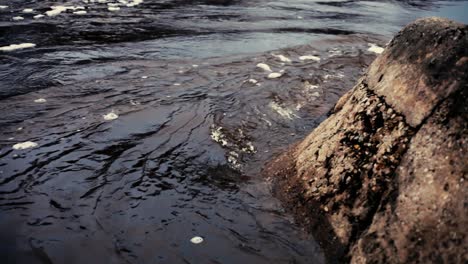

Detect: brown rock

[350,87,467,264]
[263,17,467,263]
[367,17,467,127]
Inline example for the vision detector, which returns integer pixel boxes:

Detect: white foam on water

[368,43,384,54]
[248,79,257,84]
[108,6,120,11]
[46,6,68,16]
[269,102,298,120]
[304,81,319,91]
[241,142,256,153]
[130,100,140,105]
[256,63,272,72]
[267,72,282,79]
[272,54,292,63]
[210,127,228,146]
[103,112,119,120]
[190,236,204,244]
[227,151,241,169]
[34,98,47,103]
[299,55,321,62]
[12,141,38,150]
[23,8,34,13]
[46,6,78,16]
[0,43,36,52]
[324,73,345,80]
[141,76,148,79]
[73,10,87,15]
[261,117,272,126]
[328,48,343,57]
[34,14,44,19]
[126,0,144,7]
[173,83,181,86]
[192,64,198,68]
[12,16,24,21]
[0,5,8,9]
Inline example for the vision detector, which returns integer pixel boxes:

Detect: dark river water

[0,1,467,263]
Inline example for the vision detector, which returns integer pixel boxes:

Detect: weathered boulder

[263,17,467,263]
[367,17,467,127]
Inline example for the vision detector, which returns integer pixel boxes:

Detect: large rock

[263,17,467,263]
[367,17,467,127]
[350,85,467,263]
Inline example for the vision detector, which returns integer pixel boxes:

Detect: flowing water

[0,1,467,263]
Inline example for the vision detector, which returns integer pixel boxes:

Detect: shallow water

[0,0,467,263]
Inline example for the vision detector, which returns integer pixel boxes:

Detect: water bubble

[299,55,320,62]
[368,43,384,54]
[103,112,119,121]
[272,54,291,63]
[190,236,204,244]
[13,141,38,150]
[256,63,272,72]
[0,43,36,51]
[34,98,47,103]
[267,72,282,79]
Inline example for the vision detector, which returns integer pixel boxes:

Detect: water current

[1,0,467,263]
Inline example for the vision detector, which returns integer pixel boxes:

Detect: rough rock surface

[263,17,467,263]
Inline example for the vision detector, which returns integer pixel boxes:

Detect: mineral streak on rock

[263,17,467,263]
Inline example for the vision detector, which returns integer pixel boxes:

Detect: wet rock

[350,83,467,264]
[263,18,467,263]
[367,17,467,127]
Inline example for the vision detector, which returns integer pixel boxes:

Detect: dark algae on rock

[264,17,467,263]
